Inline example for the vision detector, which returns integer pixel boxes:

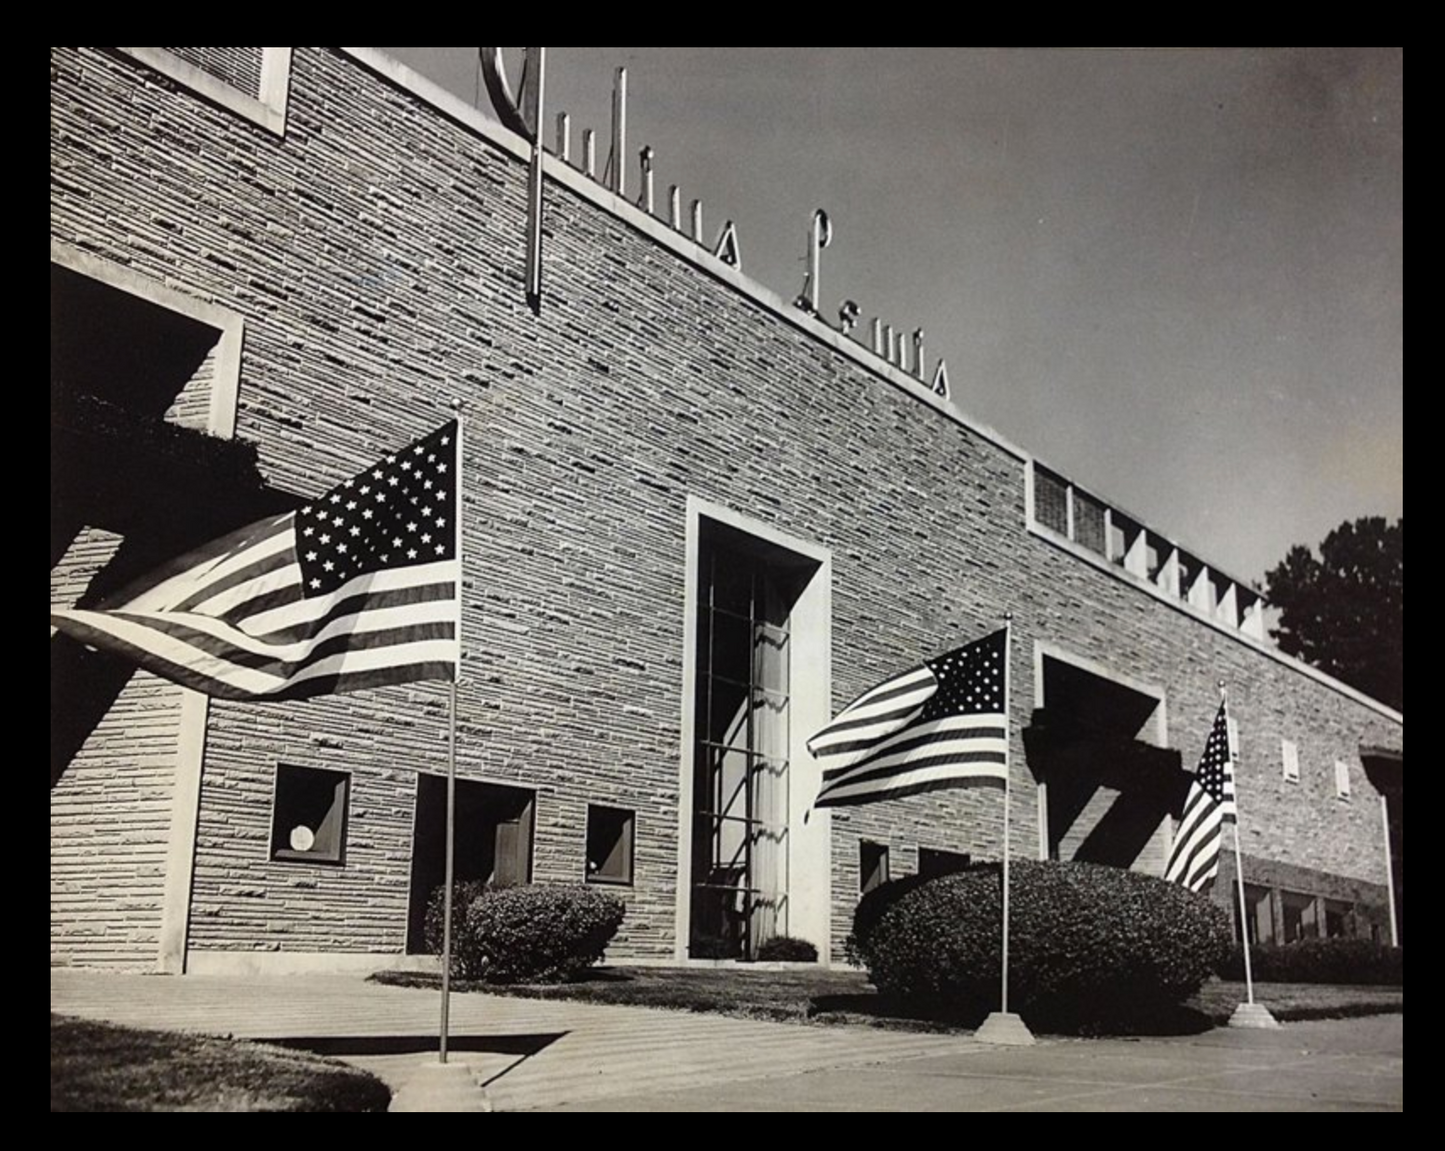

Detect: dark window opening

[586,805,635,885]
[270,764,349,865]
[917,848,971,880]
[1235,883,1275,945]
[406,776,535,953]
[1323,899,1353,939]
[1281,890,1320,943]
[860,840,890,894]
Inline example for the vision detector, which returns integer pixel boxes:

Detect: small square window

[860,840,890,894]
[917,848,971,880]
[1335,759,1352,800]
[1281,739,1300,782]
[586,805,635,885]
[270,764,349,865]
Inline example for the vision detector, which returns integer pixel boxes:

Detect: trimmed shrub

[459,884,626,983]
[1217,938,1403,986]
[423,880,493,980]
[755,935,819,963]
[850,860,1232,1029]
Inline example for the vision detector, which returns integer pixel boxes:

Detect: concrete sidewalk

[51,969,1401,1112]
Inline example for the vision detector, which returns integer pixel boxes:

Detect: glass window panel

[709,610,752,686]
[753,622,790,694]
[706,678,752,750]
[752,693,789,762]
[751,757,789,829]
[1074,491,1107,554]
[1034,467,1069,535]
[758,571,794,629]
[712,556,753,616]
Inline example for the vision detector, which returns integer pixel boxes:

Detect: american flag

[809,628,1009,808]
[51,420,461,700]
[1164,701,1237,893]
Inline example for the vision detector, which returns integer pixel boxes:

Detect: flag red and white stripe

[809,629,1009,808]
[51,420,460,700]
[1164,701,1237,893]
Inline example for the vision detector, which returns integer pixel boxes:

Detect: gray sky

[379,47,1402,585]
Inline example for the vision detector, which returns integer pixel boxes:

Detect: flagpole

[1001,613,1012,1017]
[1220,682,1255,1008]
[440,404,465,1064]
[975,614,1032,1045]
[1221,682,1277,1029]
[440,677,457,1062]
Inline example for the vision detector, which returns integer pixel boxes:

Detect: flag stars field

[50,419,462,701]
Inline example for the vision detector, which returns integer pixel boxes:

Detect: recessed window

[917,848,970,880]
[586,805,635,885]
[1334,759,1352,800]
[270,764,349,864]
[1033,467,1069,536]
[1236,883,1275,945]
[116,48,292,135]
[1323,899,1353,939]
[859,840,890,894]
[1281,739,1300,783]
[1280,890,1320,942]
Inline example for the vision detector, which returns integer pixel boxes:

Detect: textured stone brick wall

[50,48,1402,965]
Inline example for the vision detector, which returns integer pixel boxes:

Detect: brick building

[50,48,1403,973]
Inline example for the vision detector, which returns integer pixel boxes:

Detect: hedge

[1217,938,1403,985]
[849,860,1232,1029]
[755,936,819,962]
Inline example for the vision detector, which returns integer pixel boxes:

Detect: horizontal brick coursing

[50,48,1402,966]
[49,667,181,970]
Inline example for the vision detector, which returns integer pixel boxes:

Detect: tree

[1264,517,1402,711]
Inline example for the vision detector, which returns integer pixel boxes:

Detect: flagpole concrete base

[1227,1002,1281,1029]
[389,1060,494,1112]
[975,1011,1036,1046]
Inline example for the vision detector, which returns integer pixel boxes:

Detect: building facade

[50,48,1403,973]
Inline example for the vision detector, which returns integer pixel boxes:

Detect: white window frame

[116,48,293,135]
[1334,758,1353,800]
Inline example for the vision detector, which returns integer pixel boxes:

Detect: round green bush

[850,860,1232,1028]
[755,935,819,962]
[455,884,625,984]
[423,880,493,980]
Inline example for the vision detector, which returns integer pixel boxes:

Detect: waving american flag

[51,420,460,700]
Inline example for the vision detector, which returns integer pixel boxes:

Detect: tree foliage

[1264,517,1402,711]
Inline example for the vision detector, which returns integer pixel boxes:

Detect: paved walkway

[51,970,1402,1111]
[50,969,983,1111]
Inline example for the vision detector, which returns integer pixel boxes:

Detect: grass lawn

[371,966,1401,1037]
[51,1015,392,1112]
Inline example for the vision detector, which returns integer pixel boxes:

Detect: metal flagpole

[1216,682,1279,1030]
[1221,683,1256,1008]
[440,678,457,1062]
[1001,613,1012,1017]
[1381,793,1399,947]
[440,404,465,1064]
[976,613,1031,1044]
